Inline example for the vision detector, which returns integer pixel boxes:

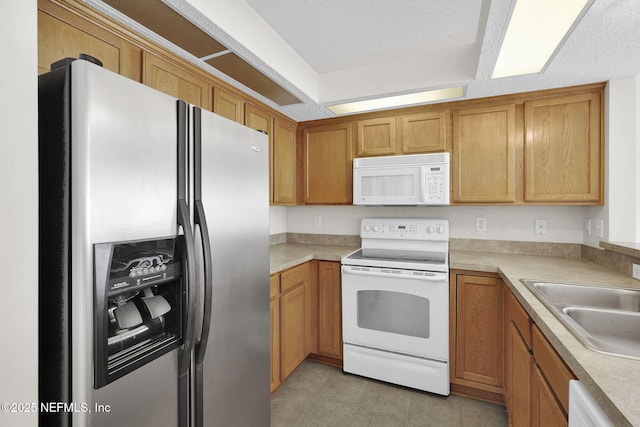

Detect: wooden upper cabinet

[356,117,397,157]
[524,92,602,204]
[143,52,211,109]
[38,6,141,80]
[401,111,448,153]
[302,123,353,204]
[245,103,272,134]
[272,117,297,205]
[452,104,517,203]
[213,87,244,124]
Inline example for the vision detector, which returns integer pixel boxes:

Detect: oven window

[357,290,430,338]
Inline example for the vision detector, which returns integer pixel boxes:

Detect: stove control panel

[360,218,449,240]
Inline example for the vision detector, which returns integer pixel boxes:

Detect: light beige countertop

[269,243,357,275]
[270,243,640,426]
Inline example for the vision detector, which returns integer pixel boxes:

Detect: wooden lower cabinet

[530,364,567,427]
[450,271,504,401]
[317,261,342,359]
[504,287,533,426]
[279,262,311,380]
[280,281,307,378]
[503,284,576,427]
[269,275,281,393]
[270,260,342,391]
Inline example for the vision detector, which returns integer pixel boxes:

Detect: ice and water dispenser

[94,237,184,388]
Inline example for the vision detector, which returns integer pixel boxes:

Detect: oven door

[341,265,449,361]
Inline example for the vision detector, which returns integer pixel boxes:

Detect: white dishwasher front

[568,380,613,427]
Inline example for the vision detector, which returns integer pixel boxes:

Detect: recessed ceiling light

[327,86,465,115]
[492,0,594,79]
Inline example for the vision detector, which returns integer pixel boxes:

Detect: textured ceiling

[87,0,640,122]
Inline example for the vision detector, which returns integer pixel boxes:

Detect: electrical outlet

[313,216,322,228]
[595,219,604,238]
[534,219,547,235]
[475,217,487,232]
[584,219,592,236]
[633,264,640,281]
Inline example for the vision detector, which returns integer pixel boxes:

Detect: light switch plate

[475,217,487,232]
[584,219,592,236]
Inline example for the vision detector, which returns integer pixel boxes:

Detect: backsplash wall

[271,205,586,244]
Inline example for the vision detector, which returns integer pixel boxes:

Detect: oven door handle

[341,265,448,282]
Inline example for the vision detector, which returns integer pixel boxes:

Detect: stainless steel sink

[522,280,640,312]
[520,279,640,360]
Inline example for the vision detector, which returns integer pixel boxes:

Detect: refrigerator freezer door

[69,60,180,427]
[197,109,270,427]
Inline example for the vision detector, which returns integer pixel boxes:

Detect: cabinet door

[524,92,602,203]
[317,261,342,359]
[532,325,575,413]
[279,263,311,379]
[504,286,533,426]
[272,117,297,205]
[38,6,141,79]
[280,283,306,379]
[452,105,516,203]
[213,87,244,123]
[453,274,504,392]
[401,111,448,153]
[505,321,532,426]
[356,117,397,156]
[245,103,272,135]
[269,275,280,393]
[303,123,353,204]
[531,364,568,427]
[143,52,211,109]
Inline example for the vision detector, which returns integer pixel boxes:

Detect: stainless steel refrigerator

[38,56,270,427]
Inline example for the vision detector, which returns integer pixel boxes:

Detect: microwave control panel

[425,165,448,204]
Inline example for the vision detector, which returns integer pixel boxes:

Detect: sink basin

[521,280,640,312]
[562,307,640,359]
[520,279,640,360]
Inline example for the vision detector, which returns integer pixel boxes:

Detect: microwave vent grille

[354,153,449,168]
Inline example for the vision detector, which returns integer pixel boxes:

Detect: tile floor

[271,361,508,427]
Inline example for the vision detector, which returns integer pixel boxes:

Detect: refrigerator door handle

[176,100,196,427]
[177,198,197,427]
[194,200,212,427]
[192,106,214,427]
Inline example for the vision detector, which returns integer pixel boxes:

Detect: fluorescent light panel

[327,86,465,115]
[492,0,593,79]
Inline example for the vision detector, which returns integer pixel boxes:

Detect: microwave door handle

[420,166,426,203]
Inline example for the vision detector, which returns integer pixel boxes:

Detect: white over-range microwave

[353,153,450,206]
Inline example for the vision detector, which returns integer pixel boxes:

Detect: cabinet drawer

[280,263,311,293]
[532,325,575,413]
[506,289,531,348]
[270,275,279,299]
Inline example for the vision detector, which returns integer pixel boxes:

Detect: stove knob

[373,225,380,232]
[363,225,371,232]
[427,225,435,233]
[438,225,446,233]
